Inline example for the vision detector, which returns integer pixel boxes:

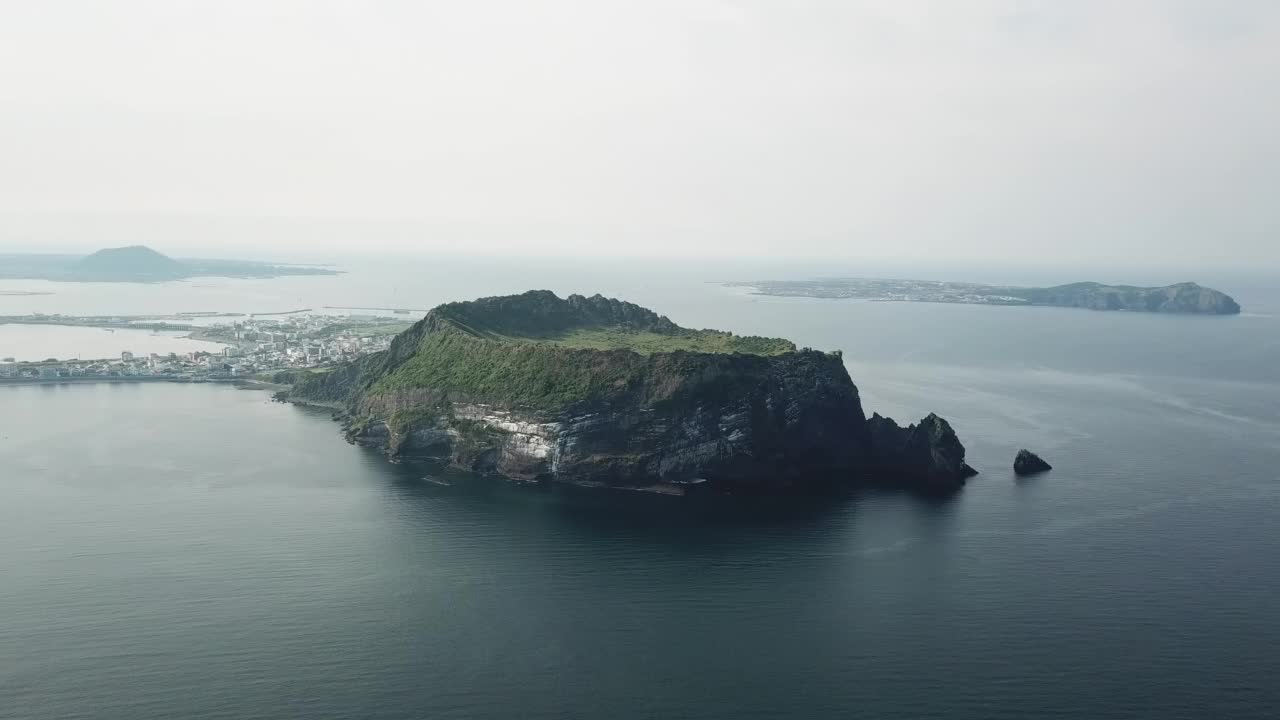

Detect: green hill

[290,291,975,495]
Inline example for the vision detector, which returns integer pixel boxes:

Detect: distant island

[728,278,1241,315]
[286,290,978,495]
[0,245,341,283]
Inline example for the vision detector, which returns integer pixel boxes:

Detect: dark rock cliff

[292,291,977,494]
[867,413,979,493]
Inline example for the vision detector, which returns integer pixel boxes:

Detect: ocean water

[2,259,1279,719]
[0,325,224,362]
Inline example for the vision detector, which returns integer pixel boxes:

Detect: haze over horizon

[2,1,1277,268]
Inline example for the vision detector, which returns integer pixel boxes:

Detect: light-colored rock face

[452,404,560,461]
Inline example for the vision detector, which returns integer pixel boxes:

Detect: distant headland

[0,245,341,283]
[728,278,1241,315]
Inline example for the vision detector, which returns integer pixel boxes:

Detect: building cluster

[0,314,404,382]
[216,314,400,370]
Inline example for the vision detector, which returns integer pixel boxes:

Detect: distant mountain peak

[76,246,187,280]
[0,247,341,283]
[81,245,181,263]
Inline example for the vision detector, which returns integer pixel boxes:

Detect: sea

[2,257,1279,720]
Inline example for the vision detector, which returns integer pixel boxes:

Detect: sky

[0,1,1277,266]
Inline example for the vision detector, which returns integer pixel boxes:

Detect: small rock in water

[1014,449,1052,476]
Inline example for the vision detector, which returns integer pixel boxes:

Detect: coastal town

[0,312,415,383]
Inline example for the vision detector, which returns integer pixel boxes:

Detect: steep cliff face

[293,291,976,493]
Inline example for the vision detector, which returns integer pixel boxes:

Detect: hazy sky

[1,1,1277,265]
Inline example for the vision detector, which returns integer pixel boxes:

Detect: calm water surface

[0,324,224,362]
[2,260,1279,719]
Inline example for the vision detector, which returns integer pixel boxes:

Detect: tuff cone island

[289,291,978,495]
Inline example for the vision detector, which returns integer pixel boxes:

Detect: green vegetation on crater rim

[293,290,809,414]
[430,290,794,355]
[537,327,794,355]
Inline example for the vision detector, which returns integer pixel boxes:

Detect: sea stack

[1014,450,1052,476]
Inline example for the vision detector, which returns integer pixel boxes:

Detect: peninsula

[288,291,977,495]
[0,245,340,282]
[728,278,1242,315]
